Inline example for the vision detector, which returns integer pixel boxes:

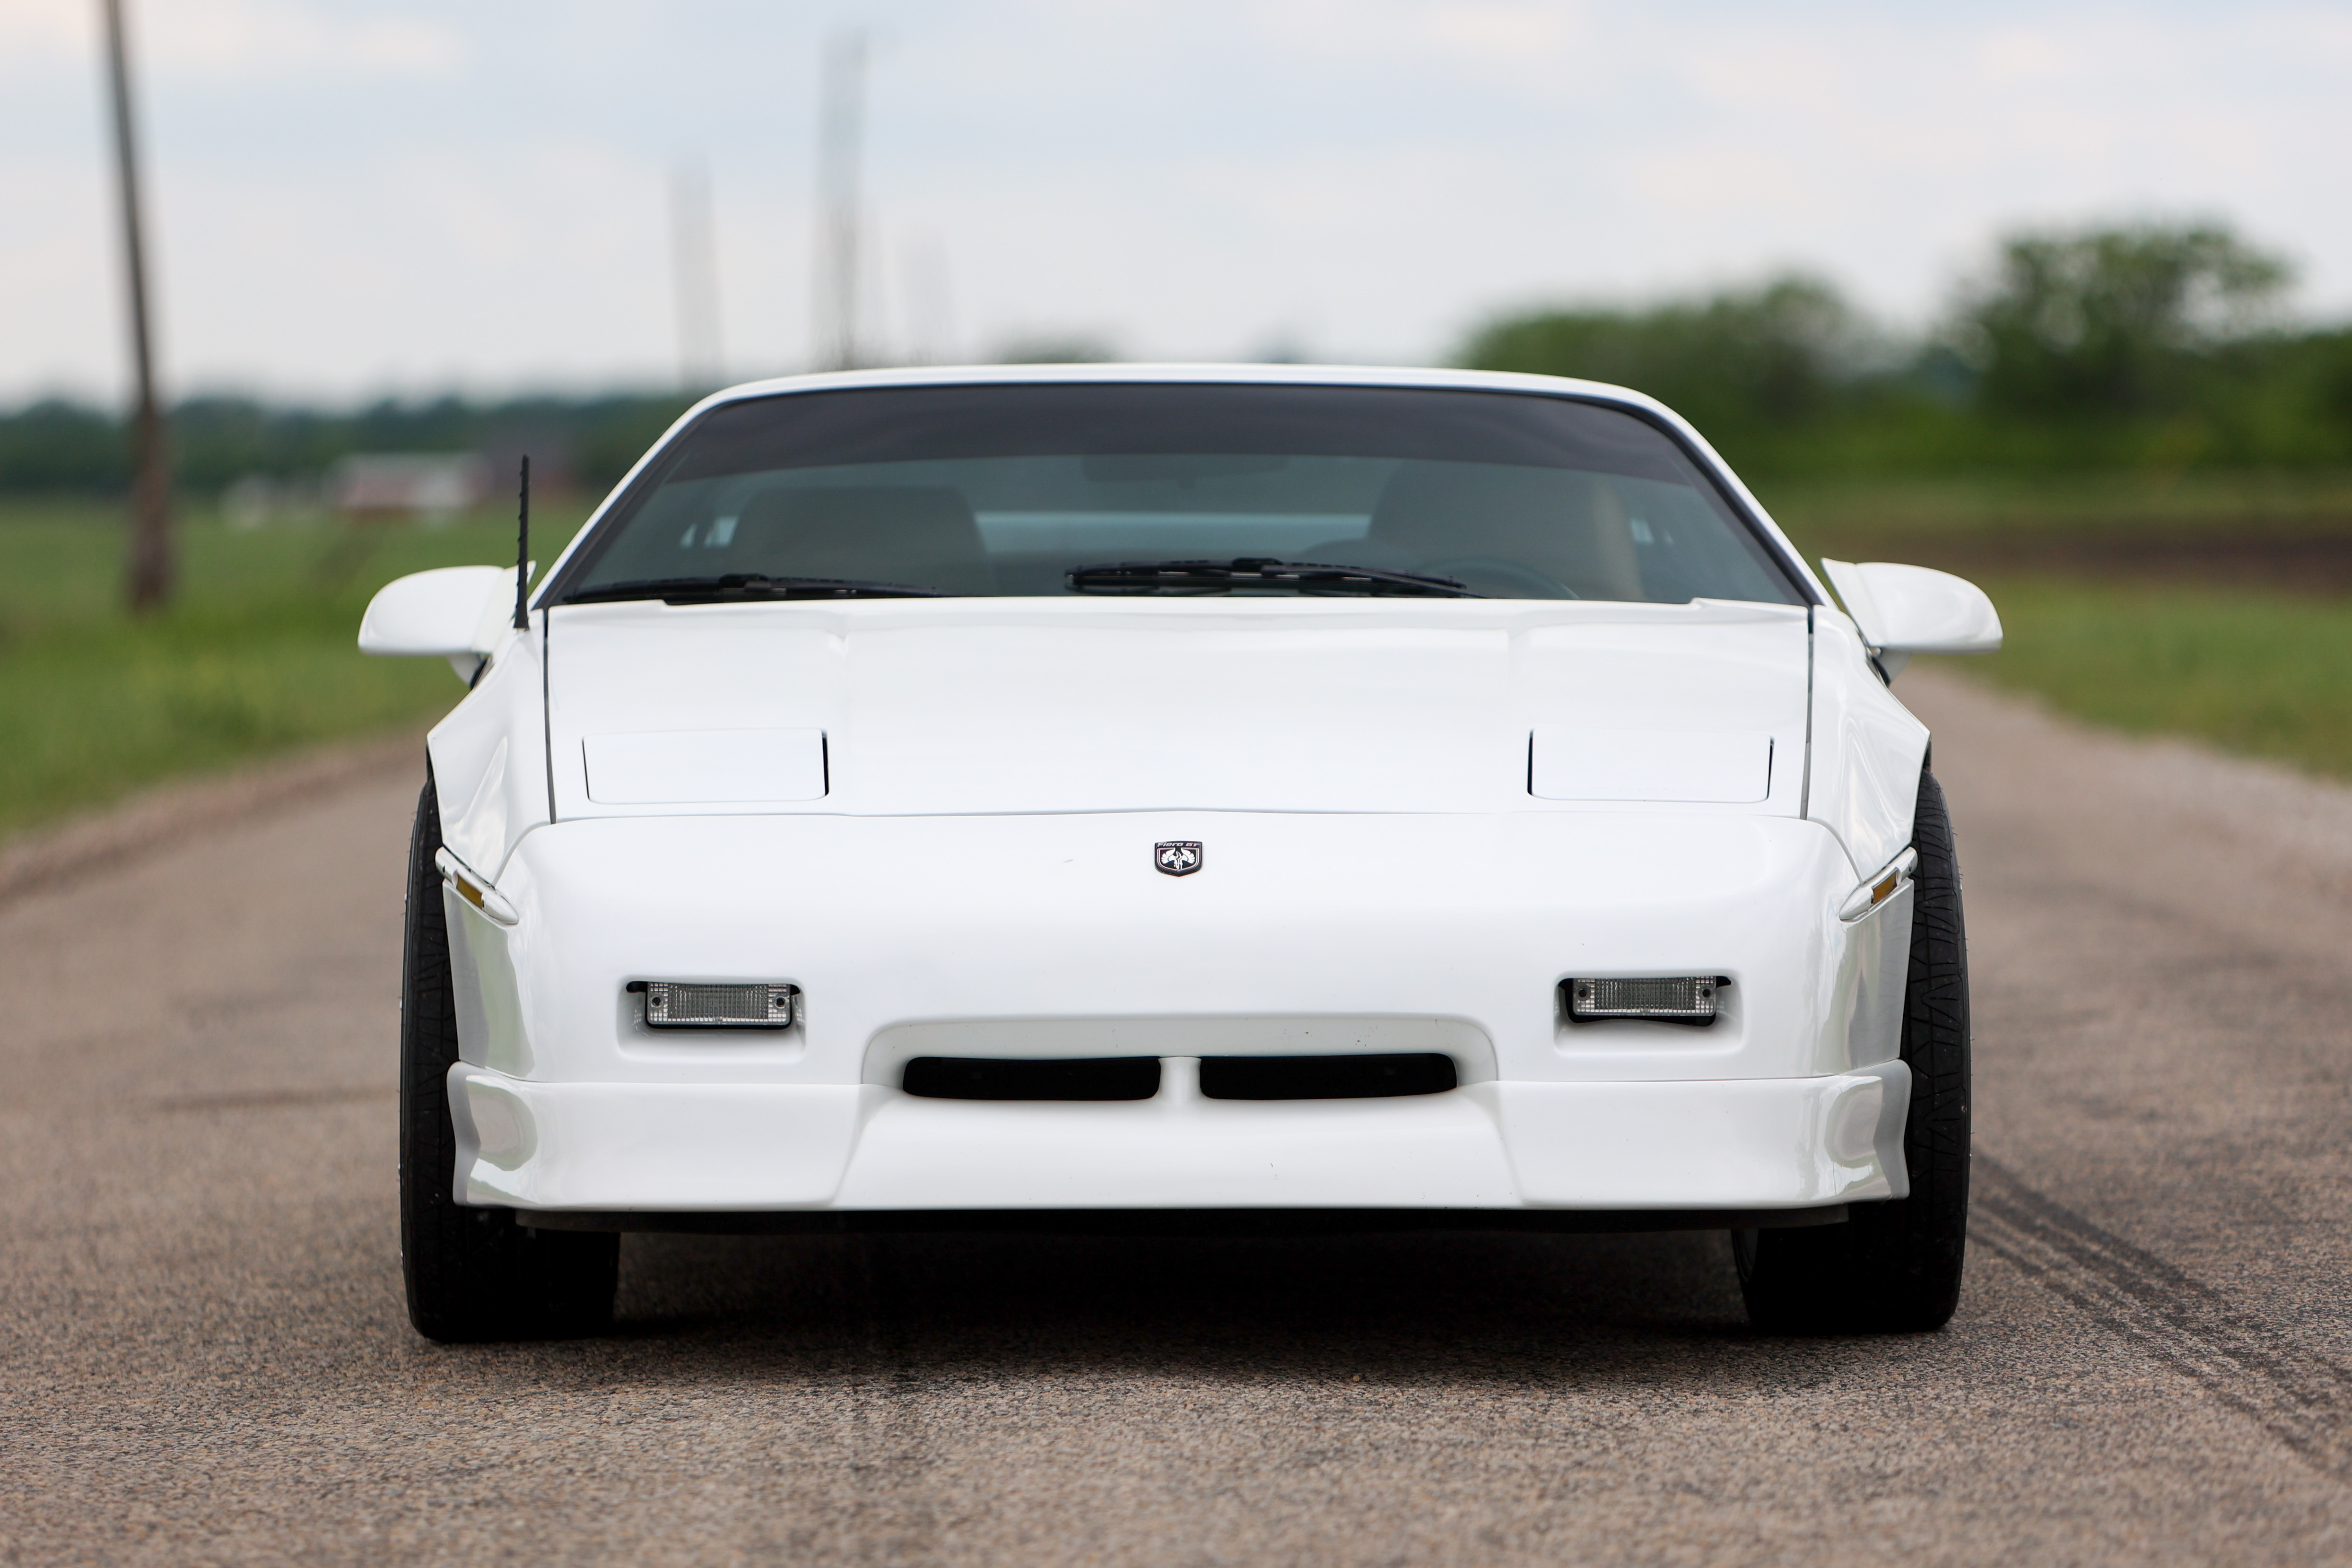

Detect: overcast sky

[5,0,2350,404]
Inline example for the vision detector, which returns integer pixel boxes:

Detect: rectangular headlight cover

[634,981,799,1029]
[1567,976,1723,1022]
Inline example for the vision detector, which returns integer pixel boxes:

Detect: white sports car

[359,365,2001,1341]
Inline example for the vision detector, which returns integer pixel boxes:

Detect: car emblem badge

[1155,841,1203,877]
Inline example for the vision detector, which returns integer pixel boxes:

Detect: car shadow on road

[584,1228,1882,1392]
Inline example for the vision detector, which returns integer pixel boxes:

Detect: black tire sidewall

[1880,767,1973,1323]
[398,771,468,1330]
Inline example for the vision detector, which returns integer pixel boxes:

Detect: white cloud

[1253,0,1596,78]
[0,0,90,59]
[0,0,466,81]
[142,0,467,79]
[1978,26,2072,80]
[4,0,2349,402]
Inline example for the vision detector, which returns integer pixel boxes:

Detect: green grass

[0,501,587,838]
[1760,465,2352,556]
[1934,577,2352,780]
[1761,469,2352,782]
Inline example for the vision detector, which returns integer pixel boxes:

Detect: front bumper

[442,808,1916,1217]
[448,1060,1910,1213]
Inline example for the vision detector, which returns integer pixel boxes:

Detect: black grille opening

[1199,1053,1458,1101]
[901,1056,1161,1101]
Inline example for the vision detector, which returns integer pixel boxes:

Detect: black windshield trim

[561,574,944,605]
[1066,558,1484,598]
[540,382,1819,609]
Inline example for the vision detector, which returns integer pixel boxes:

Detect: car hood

[542,597,1812,819]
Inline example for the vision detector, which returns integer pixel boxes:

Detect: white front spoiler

[446,1060,1910,1214]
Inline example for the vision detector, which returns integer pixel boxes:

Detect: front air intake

[902,1056,1162,1101]
[1199,1053,1457,1100]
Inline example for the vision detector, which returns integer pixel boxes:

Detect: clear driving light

[1566,976,1725,1023]
[629,981,799,1029]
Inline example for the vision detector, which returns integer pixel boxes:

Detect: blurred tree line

[7,221,2350,498]
[0,390,699,497]
[1460,220,2352,477]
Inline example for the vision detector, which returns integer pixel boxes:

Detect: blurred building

[327,453,493,523]
[221,471,324,529]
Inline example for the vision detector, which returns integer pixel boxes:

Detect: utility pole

[813,30,868,372]
[100,0,174,612]
[668,157,724,390]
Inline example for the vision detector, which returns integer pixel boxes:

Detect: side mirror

[1818,559,2002,679]
[358,565,532,680]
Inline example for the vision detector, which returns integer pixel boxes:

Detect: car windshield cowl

[1066,558,1484,598]
[561,574,945,606]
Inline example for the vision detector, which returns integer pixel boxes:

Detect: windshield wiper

[562,574,944,605]
[1065,558,1482,598]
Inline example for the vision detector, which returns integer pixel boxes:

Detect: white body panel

[582,728,828,804]
[1820,559,2004,658]
[542,597,1810,820]
[1531,727,1774,803]
[1808,609,1933,879]
[368,364,1983,1219]
[357,564,516,658]
[424,627,550,881]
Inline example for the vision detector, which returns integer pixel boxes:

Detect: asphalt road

[5,669,2351,1565]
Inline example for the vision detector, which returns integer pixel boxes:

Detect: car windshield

[552,383,1805,605]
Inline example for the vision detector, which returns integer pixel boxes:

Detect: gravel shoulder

[2,676,2349,1565]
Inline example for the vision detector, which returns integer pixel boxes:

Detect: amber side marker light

[432,848,518,926]
[626,981,800,1029]
[1837,847,1920,921]
[1565,976,1726,1025]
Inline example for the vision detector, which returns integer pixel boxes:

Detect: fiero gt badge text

[1155,841,1203,877]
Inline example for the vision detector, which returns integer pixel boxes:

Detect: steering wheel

[1417,556,1578,600]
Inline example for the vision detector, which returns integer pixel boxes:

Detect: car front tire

[1734,767,1972,1333]
[400,771,618,1342]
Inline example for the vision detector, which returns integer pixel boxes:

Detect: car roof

[695,361,1674,415]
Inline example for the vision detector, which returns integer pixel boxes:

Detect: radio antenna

[513,455,531,630]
